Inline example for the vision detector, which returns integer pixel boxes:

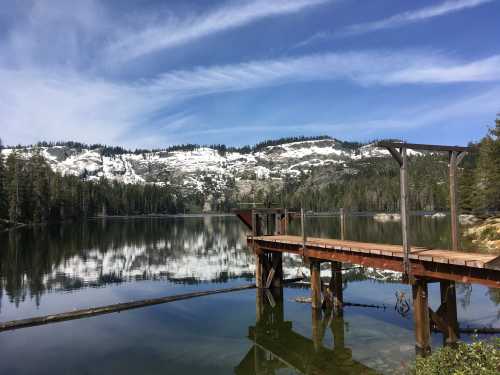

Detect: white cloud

[148,50,500,95]
[295,0,494,47]
[104,0,329,64]
[178,86,500,140]
[341,0,494,36]
[2,50,499,147]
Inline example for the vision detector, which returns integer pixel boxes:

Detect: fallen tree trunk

[0,277,303,332]
[431,326,500,334]
[292,296,386,309]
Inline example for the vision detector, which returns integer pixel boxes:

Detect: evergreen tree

[474,117,500,210]
[0,139,6,219]
[6,151,21,223]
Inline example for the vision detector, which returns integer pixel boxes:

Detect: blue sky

[0,0,499,148]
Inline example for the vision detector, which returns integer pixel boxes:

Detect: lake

[0,216,498,374]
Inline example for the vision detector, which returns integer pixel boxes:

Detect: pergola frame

[377,141,470,283]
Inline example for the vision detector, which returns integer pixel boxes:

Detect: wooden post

[266,252,283,288]
[275,213,281,235]
[255,252,264,288]
[449,151,460,251]
[440,280,459,345]
[400,147,412,281]
[340,207,346,241]
[312,307,323,352]
[386,145,412,282]
[301,208,307,255]
[331,261,343,311]
[331,313,346,352]
[256,288,264,323]
[310,261,322,309]
[412,278,431,356]
[283,209,289,235]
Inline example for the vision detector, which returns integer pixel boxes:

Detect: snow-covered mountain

[3,138,401,200]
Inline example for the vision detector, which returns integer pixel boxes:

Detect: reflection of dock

[235,289,379,375]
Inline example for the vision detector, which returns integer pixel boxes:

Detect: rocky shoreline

[464,217,500,251]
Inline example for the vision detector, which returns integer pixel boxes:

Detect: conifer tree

[6,151,21,223]
[0,139,6,219]
[474,116,500,210]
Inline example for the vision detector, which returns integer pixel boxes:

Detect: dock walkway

[250,235,500,288]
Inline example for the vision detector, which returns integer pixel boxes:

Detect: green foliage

[0,138,6,219]
[0,151,184,224]
[412,338,500,375]
[473,117,500,211]
[274,155,450,212]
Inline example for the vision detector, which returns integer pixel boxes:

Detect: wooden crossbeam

[377,141,470,153]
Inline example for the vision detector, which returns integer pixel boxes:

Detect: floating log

[293,296,386,309]
[432,326,500,334]
[0,277,303,332]
[459,327,500,334]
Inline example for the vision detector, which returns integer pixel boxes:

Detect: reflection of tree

[456,283,473,309]
[488,288,500,305]
[487,288,500,320]
[0,217,251,307]
[289,215,459,250]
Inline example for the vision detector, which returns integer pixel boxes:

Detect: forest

[0,117,499,226]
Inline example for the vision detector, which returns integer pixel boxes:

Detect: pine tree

[0,138,6,219]
[6,151,21,223]
[474,117,500,210]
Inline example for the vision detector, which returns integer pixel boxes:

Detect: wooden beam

[253,240,500,288]
[456,151,466,166]
[412,278,431,356]
[377,141,470,153]
[386,146,403,166]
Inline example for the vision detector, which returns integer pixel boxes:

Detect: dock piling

[412,278,431,356]
[310,261,322,309]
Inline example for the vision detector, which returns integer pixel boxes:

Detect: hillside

[2,137,422,211]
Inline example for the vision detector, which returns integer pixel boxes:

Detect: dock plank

[250,235,499,270]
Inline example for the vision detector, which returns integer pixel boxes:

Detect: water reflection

[236,288,379,374]
[0,217,252,307]
[0,216,497,312]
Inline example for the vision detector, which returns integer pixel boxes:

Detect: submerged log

[293,296,386,309]
[0,277,303,332]
[431,326,500,334]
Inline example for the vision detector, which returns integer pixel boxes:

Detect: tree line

[1,117,499,224]
[0,145,185,226]
[242,117,500,213]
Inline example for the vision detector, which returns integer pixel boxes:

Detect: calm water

[0,216,498,374]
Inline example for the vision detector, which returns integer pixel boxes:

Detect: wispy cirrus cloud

[174,86,500,142]
[295,0,494,47]
[104,0,330,64]
[2,50,500,147]
[341,0,494,36]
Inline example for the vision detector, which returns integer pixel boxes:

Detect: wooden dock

[235,140,500,356]
[249,235,500,288]
[236,204,500,355]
